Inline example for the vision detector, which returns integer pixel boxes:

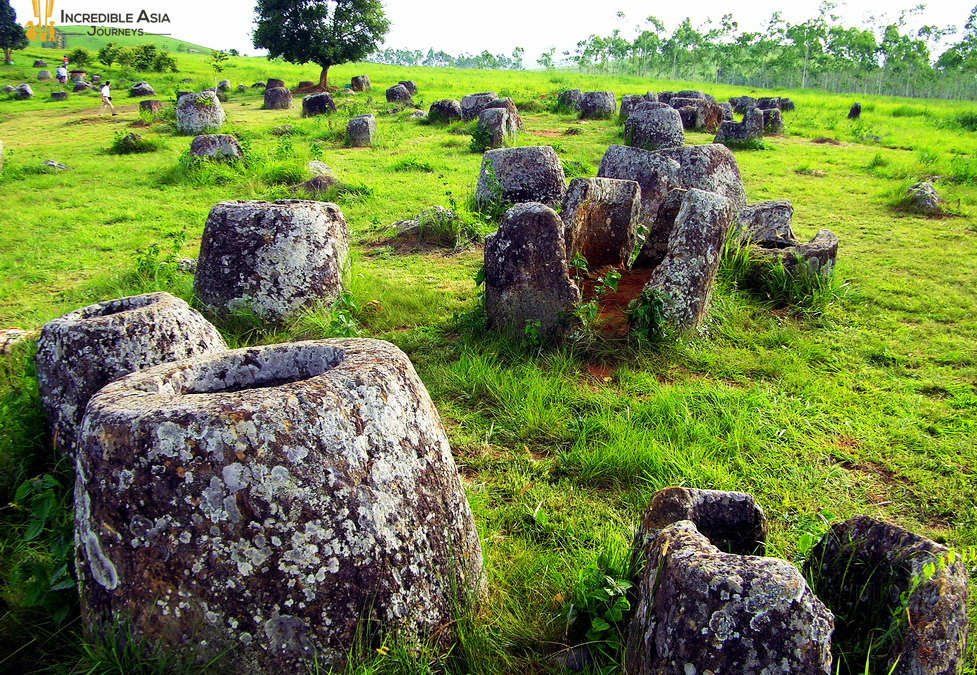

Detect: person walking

[55,64,67,85]
[100,81,116,116]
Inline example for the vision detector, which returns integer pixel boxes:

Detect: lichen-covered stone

[619,94,648,121]
[15,84,33,100]
[657,91,674,105]
[385,83,412,104]
[757,96,781,110]
[266,78,285,89]
[579,91,616,119]
[734,95,757,115]
[720,101,734,121]
[73,80,91,92]
[37,69,51,81]
[678,105,704,131]
[715,107,764,147]
[74,338,485,674]
[806,516,968,675]
[597,144,682,230]
[848,101,861,119]
[397,80,417,96]
[189,134,244,160]
[475,146,566,208]
[658,143,749,213]
[306,160,334,178]
[263,87,292,110]
[905,181,945,214]
[0,328,37,354]
[734,200,795,246]
[557,89,583,111]
[51,91,68,101]
[484,203,580,337]
[176,91,226,134]
[484,96,524,130]
[428,99,461,123]
[350,75,370,92]
[33,59,46,67]
[217,79,231,91]
[752,229,839,277]
[194,200,349,322]
[633,487,768,557]
[43,159,69,170]
[669,96,701,111]
[237,84,247,92]
[561,177,640,269]
[130,82,155,97]
[643,188,733,330]
[346,114,377,147]
[461,91,497,121]
[478,108,513,149]
[763,108,785,134]
[624,106,684,151]
[35,293,225,455]
[626,520,834,674]
[139,99,163,115]
[302,92,336,117]
[676,89,705,100]
[251,81,266,89]
[781,97,796,112]
[3,85,15,93]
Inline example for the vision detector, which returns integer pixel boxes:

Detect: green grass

[1,43,976,674]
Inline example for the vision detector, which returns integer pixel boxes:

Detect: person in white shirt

[56,65,67,84]
[100,81,116,116]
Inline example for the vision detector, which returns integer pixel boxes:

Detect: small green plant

[473,158,511,223]
[132,226,189,283]
[626,288,672,343]
[562,547,633,666]
[576,268,620,326]
[326,291,360,337]
[110,131,162,155]
[568,251,589,281]
[523,319,542,347]
[469,123,493,153]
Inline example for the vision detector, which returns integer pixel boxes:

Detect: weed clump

[109,131,163,155]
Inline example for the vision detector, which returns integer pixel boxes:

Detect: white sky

[12,0,975,64]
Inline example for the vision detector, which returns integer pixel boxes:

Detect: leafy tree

[98,42,118,69]
[252,0,390,89]
[208,49,229,84]
[537,47,556,70]
[65,47,92,68]
[0,0,28,66]
[228,48,240,57]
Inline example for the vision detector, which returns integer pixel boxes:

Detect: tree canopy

[252,0,390,88]
[0,0,28,66]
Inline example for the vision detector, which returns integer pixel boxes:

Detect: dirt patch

[578,266,654,337]
[833,456,913,490]
[812,137,841,145]
[534,130,561,137]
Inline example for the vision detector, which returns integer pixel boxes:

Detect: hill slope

[35,26,213,53]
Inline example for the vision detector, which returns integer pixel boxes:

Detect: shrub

[109,131,163,155]
[65,47,92,68]
[469,124,493,153]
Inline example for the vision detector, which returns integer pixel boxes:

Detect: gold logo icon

[26,0,57,42]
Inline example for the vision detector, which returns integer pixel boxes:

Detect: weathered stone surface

[752,229,839,277]
[579,91,616,119]
[302,92,336,117]
[676,89,705,100]
[37,70,51,81]
[397,80,417,96]
[557,89,583,111]
[350,75,370,92]
[703,101,724,131]
[658,144,748,213]
[720,101,734,121]
[633,487,768,557]
[263,87,292,110]
[734,95,757,114]
[266,78,285,89]
[669,96,701,110]
[251,81,266,89]
[806,516,968,675]
[139,99,163,115]
[625,106,684,151]
[237,84,247,92]
[217,79,231,91]
[619,94,648,121]
[346,114,377,147]
[461,91,498,121]
[597,144,682,230]
[734,200,795,246]
[116,133,145,152]
[130,82,155,97]
[385,84,412,103]
[475,146,567,208]
[484,203,580,336]
[478,108,513,149]
[307,160,334,178]
[658,91,674,105]
[848,101,861,119]
[757,96,781,110]
[75,338,485,674]
[484,96,524,130]
[33,59,46,67]
[781,97,796,112]
[562,177,640,269]
[194,200,348,321]
[634,188,685,269]
[297,81,315,89]
[14,84,33,100]
[50,91,67,101]
[176,91,191,101]
[626,520,834,675]
[678,105,704,131]
[643,188,734,330]
[906,181,944,214]
[190,134,244,160]
[35,293,225,455]
[763,108,785,134]
[176,91,226,134]
[43,159,69,170]
[2,85,14,93]
[294,175,335,196]
[0,328,37,354]
[428,99,461,123]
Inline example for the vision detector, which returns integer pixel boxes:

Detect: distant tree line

[546,3,977,100]
[367,47,525,70]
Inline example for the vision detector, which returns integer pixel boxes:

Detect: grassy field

[1,41,976,674]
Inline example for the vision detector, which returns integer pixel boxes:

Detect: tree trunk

[318,65,330,89]
[3,48,10,65]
